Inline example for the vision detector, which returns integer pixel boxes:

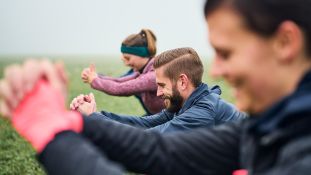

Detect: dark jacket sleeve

[90,104,216,133]
[38,131,124,175]
[89,110,174,128]
[81,116,242,175]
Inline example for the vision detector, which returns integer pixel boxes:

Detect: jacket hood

[177,83,221,115]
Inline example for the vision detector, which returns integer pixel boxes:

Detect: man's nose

[157,88,163,97]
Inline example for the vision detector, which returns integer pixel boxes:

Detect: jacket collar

[250,69,311,135]
[176,83,221,115]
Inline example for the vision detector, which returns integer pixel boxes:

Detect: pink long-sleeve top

[91,58,165,114]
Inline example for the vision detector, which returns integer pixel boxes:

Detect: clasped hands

[70,93,97,116]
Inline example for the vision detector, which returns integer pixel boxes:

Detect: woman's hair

[204,0,311,56]
[153,47,204,88]
[121,29,157,57]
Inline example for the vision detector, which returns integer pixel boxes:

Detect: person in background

[81,29,164,115]
[2,0,311,174]
[70,47,245,133]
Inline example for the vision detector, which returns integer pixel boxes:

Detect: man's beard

[165,87,183,113]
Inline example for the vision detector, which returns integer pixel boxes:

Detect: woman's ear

[273,21,304,63]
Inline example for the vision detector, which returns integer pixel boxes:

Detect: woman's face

[207,7,283,115]
[121,53,148,71]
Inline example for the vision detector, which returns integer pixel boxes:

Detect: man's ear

[273,21,304,63]
[178,74,189,91]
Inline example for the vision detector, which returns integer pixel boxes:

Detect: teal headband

[121,45,150,58]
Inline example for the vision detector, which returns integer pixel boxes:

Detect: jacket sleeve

[90,71,157,96]
[38,131,124,175]
[97,72,140,82]
[215,98,247,125]
[81,116,242,175]
[147,104,217,133]
[88,110,174,128]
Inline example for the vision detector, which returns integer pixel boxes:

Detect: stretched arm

[90,104,217,133]
[97,71,140,82]
[81,64,139,84]
[89,110,174,129]
[91,71,157,96]
[81,116,242,175]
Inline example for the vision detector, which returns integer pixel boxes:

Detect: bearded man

[70,47,245,133]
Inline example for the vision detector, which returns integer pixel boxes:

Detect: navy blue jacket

[89,83,245,133]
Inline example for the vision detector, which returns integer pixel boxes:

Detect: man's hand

[81,64,98,84]
[70,93,97,116]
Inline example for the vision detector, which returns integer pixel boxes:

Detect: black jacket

[39,71,311,175]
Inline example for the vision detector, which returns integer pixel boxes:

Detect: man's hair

[153,47,204,87]
[204,0,311,57]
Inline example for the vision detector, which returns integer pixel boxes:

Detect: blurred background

[0,0,231,174]
[0,0,213,57]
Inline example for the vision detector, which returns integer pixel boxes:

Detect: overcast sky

[0,0,214,57]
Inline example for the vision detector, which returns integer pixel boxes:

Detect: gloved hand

[0,59,83,153]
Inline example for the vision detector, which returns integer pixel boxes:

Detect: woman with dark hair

[81,29,164,115]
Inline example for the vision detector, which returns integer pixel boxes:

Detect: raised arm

[91,71,157,96]
[81,64,140,84]
[79,116,242,174]
[96,71,140,82]
[89,110,174,128]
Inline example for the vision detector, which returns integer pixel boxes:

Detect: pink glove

[12,79,83,153]
[232,169,248,175]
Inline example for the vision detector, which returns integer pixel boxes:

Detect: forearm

[97,72,139,82]
[90,72,157,96]
[89,110,174,129]
[38,131,124,175]
[81,116,242,175]
[81,116,173,174]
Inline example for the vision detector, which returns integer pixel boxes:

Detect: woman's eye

[217,50,231,60]
[124,57,130,61]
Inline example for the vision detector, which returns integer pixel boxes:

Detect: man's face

[155,67,184,113]
[207,7,280,114]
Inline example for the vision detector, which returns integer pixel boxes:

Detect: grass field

[0,56,234,175]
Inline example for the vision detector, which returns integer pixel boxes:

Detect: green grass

[0,56,234,175]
